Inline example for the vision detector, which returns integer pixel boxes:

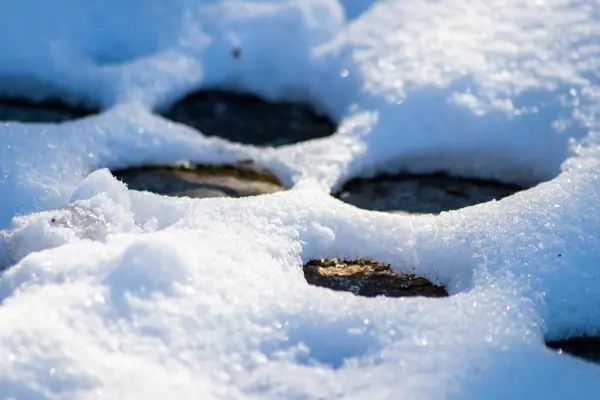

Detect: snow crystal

[1,0,600,398]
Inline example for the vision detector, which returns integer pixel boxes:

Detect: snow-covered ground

[1,0,599,398]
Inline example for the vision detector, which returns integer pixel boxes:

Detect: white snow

[1,0,600,398]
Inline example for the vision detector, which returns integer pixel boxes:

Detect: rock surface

[547,337,600,365]
[112,162,284,198]
[0,98,96,123]
[337,173,524,214]
[162,89,336,146]
[303,258,448,298]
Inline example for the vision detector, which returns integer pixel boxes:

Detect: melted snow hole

[303,258,448,299]
[161,89,336,147]
[0,97,98,123]
[112,162,284,199]
[546,337,600,365]
[336,172,526,215]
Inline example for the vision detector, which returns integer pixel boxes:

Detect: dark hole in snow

[0,235,10,272]
[112,162,284,199]
[546,337,600,365]
[0,97,98,123]
[336,173,525,215]
[161,89,336,147]
[303,258,448,298]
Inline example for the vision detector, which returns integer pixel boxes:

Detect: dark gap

[0,235,11,273]
[303,258,448,298]
[546,337,600,365]
[0,97,99,123]
[336,172,526,215]
[161,89,336,147]
[112,162,284,199]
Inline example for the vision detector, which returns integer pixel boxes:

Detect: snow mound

[1,0,600,398]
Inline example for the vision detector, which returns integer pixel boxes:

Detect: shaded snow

[1,0,600,398]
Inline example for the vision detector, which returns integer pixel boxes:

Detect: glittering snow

[0,0,599,398]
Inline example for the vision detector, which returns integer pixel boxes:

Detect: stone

[303,258,448,298]
[337,173,524,215]
[162,90,336,146]
[112,162,283,198]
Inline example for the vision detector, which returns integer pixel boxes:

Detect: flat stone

[162,90,336,147]
[337,173,524,214]
[112,162,283,198]
[303,258,448,298]
[547,337,600,364]
[0,98,96,123]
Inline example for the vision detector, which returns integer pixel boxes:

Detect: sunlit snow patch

[0,170,136,268]
[0,0,599,398]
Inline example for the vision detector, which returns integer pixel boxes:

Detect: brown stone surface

[112,162,284,198]
[162,89,336,147]
[303,258,448,298]
[546,337,600,364]
[336,173,524,215]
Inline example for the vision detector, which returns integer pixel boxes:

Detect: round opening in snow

[161,89,336,147]
[303,258,448,298]
[546,337,600,365]
[336,173,525,215]
[112,162,284,198]
[0,97,98,123]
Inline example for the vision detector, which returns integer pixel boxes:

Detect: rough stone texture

[337,173,524,215]
[303,258,448,298]
[162,89,336,147]
[112,162,284,198]
[0,98,96,123]
[547,338,600,365]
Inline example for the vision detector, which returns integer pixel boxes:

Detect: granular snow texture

[0,0,599,399]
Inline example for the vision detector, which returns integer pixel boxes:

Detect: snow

[1,0,600,398]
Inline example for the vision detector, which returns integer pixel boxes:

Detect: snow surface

[1,0,600,398]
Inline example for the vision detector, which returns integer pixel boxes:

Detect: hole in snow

[0,97,98,124]
[336,173,525,215]
[546,337,600,365]
[112,162,284,198]
[303,258,448,298]
[0,234,11,272]
[161,89,336,147]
